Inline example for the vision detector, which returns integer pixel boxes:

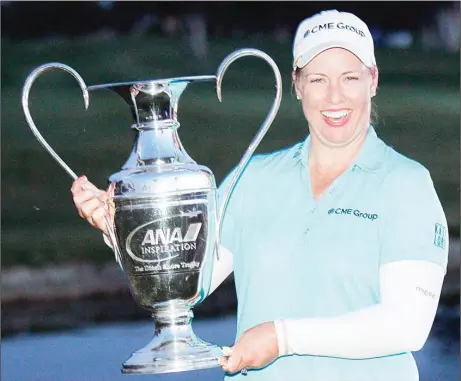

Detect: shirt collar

[291,125,386,172]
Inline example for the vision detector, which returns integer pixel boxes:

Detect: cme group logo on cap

[328,207,378,221]
[303,21,366,38]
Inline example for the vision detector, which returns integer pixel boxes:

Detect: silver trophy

[21,48,282,374]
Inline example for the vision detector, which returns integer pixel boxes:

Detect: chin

[320,128,355,146]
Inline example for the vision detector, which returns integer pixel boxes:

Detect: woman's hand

[70,175,114,236]
[219,322,280,375]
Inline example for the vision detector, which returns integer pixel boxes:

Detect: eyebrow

[305,71,360,76]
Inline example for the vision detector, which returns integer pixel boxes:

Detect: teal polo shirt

[218,126,449,381]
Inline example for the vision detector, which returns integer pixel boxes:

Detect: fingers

[73,190,99,216]
[71,175,111,235]
[220,324,278,375]
[79,195,101,217]
[224,354,244,374]
[71,175,102,195]
[220,346,246,375]
[222,359,246,375]
[218,345,233,368]
[218,356,228,367]
[91,202,111,235]
[70,175,88,193]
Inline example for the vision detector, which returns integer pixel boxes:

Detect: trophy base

[121,303,224,374]
[122,340,223,374]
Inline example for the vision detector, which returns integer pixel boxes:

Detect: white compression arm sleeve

[103,234,234,294]
[274,260,446,359]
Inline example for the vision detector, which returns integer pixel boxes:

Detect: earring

[296,95,301,100]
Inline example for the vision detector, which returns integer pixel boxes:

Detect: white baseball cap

[293,10,376,69]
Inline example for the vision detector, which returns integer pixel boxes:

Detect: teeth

[321,110,350,118]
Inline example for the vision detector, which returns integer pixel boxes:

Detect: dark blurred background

[1,1,459,380]
[0,1,458,42]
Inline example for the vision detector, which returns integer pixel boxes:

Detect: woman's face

[293,48,378,148]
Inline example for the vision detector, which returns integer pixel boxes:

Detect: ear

[292,70,302,99]
[370,66,379,97]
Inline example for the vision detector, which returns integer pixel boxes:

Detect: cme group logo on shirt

[328,207,378,221]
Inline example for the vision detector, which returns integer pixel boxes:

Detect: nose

[326,82,345,104]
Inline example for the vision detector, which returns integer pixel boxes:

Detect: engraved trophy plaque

[21,48,282,374]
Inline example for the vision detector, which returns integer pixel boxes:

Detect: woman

[71,10,449,381]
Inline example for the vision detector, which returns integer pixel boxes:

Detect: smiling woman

[69,9,451,381]
[207,9,450,381]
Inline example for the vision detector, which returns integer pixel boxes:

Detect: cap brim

[294,40,373,69]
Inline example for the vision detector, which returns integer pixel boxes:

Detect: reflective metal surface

[21,48,282,374]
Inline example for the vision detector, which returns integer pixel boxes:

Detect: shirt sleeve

[379,165,449,272]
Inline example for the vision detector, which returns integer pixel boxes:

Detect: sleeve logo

[434,223,446,249]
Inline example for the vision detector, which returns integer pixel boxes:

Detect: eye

[345,76,359,81]
[309,78,324,83]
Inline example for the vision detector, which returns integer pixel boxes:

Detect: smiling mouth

[320,110,352,128]
[321,110,351,119]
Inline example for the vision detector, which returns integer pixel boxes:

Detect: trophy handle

[21,62,90,180]
[21,64,122,266]
[215,48,283,259]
